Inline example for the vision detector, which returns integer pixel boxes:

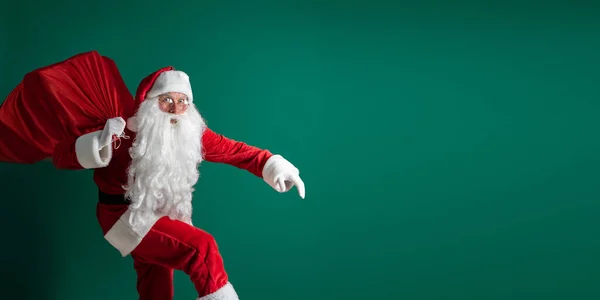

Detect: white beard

[123,97,205,231]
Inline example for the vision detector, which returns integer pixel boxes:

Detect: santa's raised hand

[262,155,306,199]
[99,117,126,148]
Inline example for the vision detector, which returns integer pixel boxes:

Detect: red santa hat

[134,66,193,105]
[129,67,194,132]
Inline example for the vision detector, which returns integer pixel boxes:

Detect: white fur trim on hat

[146,70,193,102]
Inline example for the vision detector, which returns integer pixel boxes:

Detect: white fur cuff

[75,130,112,169]
[262,155,299,192]
[104,208,160,257]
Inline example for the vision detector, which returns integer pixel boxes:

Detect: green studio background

[1,1,599,299]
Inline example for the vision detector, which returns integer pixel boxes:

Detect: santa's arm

[51,117,125,170]
[202,127,305,198]
[201,127,271,177]
[52,131,112,170]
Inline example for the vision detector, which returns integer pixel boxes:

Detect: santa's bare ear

[126,117,138,132]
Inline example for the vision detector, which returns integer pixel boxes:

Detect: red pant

[96,203,229,300]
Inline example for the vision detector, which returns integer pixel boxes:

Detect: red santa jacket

[52,125,273,195]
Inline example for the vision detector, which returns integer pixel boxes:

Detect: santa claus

[0,52,305,300]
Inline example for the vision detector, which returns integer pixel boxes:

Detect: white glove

[262,155,305,199]
[99,117,126,149]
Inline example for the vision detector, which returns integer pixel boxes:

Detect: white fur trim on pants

[197,282,239,300]
[103,208,161,257]
[75,130,112,169]
[103,208,195,257]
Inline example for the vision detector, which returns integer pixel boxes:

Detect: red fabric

[52,137,85,169]
[202,128,273,178]
[133,256,175,300]
[0,51,137,165]
[92,127,135,195]
[96,203,229,299]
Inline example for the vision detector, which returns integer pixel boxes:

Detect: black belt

[98,190,131,205]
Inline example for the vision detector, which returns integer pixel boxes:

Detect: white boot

[197,282,239,300]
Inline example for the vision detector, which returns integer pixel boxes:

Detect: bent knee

[188,228,219,253]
